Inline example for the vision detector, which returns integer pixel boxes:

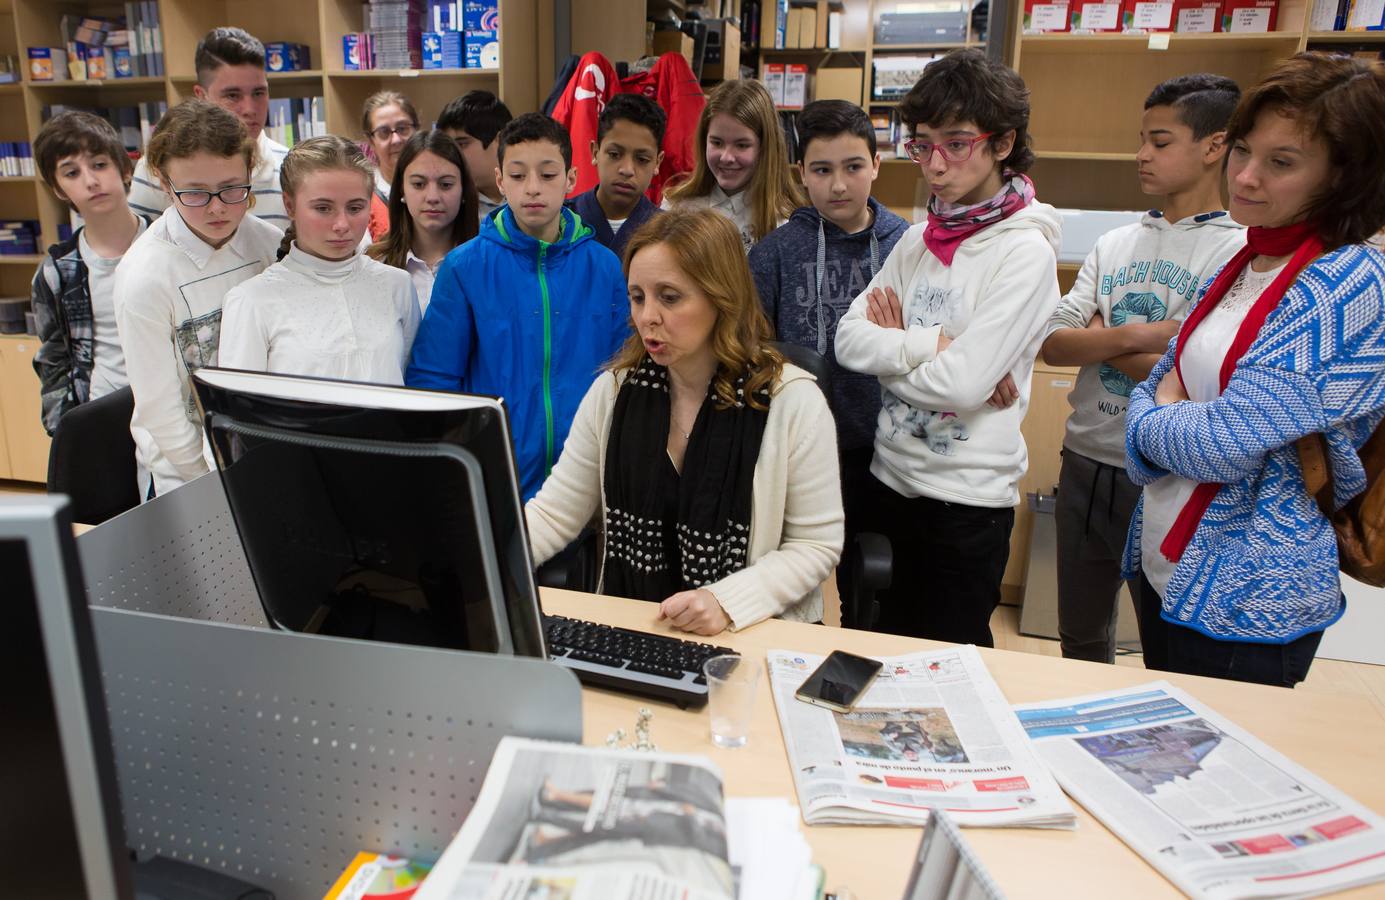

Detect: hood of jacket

[480,204,595,258]
[962,199,1063,254]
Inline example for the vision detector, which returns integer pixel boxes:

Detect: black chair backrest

[46,387,139,526]
[771,341,834,399]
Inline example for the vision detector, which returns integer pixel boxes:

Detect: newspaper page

[1014,681,1385,898]
[415,738,734,900]
[768,645,1076,828]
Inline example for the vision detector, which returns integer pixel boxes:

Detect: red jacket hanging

[621,52,706,205]
[550,51,621,198]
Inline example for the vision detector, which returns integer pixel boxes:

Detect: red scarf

[1158,220,1324,564]
[922,174,1035,266]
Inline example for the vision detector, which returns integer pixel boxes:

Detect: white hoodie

[1043,210,1245,468]
[835,201,1063,507]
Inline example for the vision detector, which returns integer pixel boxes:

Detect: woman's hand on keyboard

[659,589,731,636]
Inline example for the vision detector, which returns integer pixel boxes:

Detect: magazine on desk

[767,645,1076,828]
[414,738,821,900]
[1013,681,1385,899]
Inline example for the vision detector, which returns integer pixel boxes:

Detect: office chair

[46,387,140,526]
[770,341,892,631]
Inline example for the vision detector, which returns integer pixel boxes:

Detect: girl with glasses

[361,90,421,241]
[111,100,284,500]
[219,136,420,386]
[834,49,1062,647]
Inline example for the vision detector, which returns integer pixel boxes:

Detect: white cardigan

[526,362,844,629]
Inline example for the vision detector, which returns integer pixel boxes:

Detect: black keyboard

[542,614,737,708]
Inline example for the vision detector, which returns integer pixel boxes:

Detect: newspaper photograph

[415,738,734,900]
[1014,681,1385,898]
[767,645,1075,828]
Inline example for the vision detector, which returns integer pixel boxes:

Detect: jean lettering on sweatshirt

[793,258,876,309]
[1099,257,1201,303]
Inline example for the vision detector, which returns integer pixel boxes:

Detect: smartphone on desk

[795,650,884,713]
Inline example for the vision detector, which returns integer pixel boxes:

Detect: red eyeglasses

[903,132,995,165]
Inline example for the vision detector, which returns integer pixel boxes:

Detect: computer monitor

[191,368,547,659]
[1,495,133,900]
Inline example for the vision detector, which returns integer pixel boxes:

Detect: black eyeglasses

[370,123,418,142]
[169,183,253,208]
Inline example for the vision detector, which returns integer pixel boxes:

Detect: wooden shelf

[871,41,976,50]
[0,175,38,183]
[25,76,167,89]
[167,69,327,82]
[1305,30,1385,42]
[0,82,21,95]
[0,254,43,265]
[1035,150,1138,161]
[758,45,866,53]
[1019,31,1302,52]
[324,68,500,78]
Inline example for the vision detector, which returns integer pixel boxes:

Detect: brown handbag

[1297,427,1385,587]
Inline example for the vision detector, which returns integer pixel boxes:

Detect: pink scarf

[923,174,1036,266]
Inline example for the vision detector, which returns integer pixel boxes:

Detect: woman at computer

[525,208,844,636]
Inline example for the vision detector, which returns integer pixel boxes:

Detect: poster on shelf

[1025,0,1073,30]
[1074,1,1122,30]
[1222,0,1277,30]
[1174,0,1223,30]
[1124,0,1175,29]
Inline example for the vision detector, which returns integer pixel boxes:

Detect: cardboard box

[815,62,864,103]
[762,62,786,106]
[464,0,500,31]
[702,20,741,80]
[27,47,68,81]
[783,62,808,109]
[786,7,804,46]
[1174,0,1222,30]
[465,30,498,68]
[652,29,696,66]
[1222,0,1277,30]
[1024,0,1073,30]
[799,5,818,46]
[1072,1,1122,30]
[1123,0,1175,29]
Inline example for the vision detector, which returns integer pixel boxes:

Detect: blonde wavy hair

[610,208,783,411]
[664,80,804,244]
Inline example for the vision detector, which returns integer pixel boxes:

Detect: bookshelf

[0,0,540,259]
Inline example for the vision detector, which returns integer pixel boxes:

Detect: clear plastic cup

[704,654,760,749]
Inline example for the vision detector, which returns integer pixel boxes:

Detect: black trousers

[860,474,1014,647]
[833,445,876,623]
[1135,575,1322,688]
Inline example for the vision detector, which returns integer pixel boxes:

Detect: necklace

[672,410,696,440]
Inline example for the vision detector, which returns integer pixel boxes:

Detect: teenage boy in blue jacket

[407,113,630,500]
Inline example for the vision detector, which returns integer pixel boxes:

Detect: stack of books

[264,97,327,148]
[43,102,168,154]
[0,142,33,177]
[368,0,426,70]
[0,221,40,256]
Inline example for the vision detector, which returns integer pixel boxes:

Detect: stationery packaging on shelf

[324,852,433,900]
[264,41,312,71]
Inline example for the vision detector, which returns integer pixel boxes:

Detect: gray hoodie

[749,197,910,451]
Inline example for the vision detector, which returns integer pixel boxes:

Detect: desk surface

[542,588,1385,900]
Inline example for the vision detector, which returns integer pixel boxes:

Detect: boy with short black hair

[437,90,513,223]
[126,27,289,227]
[1040,73,1244,664]
[30,111,152,435]
[748,99,909,608]
[565,92,666,257]
[406,112,629,501]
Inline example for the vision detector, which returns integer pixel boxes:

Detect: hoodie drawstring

[815,218,880,356]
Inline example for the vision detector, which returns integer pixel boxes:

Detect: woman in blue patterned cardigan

[1124,53,1385,687]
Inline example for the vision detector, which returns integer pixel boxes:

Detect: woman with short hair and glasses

[362,91,421,241]
[834,49,1062,646]
[112,100,284,500]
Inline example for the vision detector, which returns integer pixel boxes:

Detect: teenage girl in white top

[367,129,480,315]
[661,79,803,253]
[219,135,420,385]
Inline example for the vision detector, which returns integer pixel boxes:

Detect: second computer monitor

[192,369,547,659]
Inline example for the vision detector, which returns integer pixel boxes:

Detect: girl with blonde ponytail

[219,134,421,385]
[662,80,804,252]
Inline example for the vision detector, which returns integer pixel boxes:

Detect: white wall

[1317,577,1385,665]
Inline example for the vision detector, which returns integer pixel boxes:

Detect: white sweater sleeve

[114,275,209,480]
[881,237,1060,411]
[524,374,612,564]
[217,283,270,372]
[704,384,845,630]
[833,232,942,377]
[1043,240,1102,338]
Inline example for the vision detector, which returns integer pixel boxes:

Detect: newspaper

[1014,681,1385,898]
[415,738,737,900]
[768,645,1076,828]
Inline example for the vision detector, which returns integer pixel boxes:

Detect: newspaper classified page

[1014,681,1385,899]
[768,645,1075,828]
[416,739,735,900]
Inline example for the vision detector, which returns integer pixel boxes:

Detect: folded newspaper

[414,738,821,900]
[768,645,1076,828]
[1014,681,1385,898]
